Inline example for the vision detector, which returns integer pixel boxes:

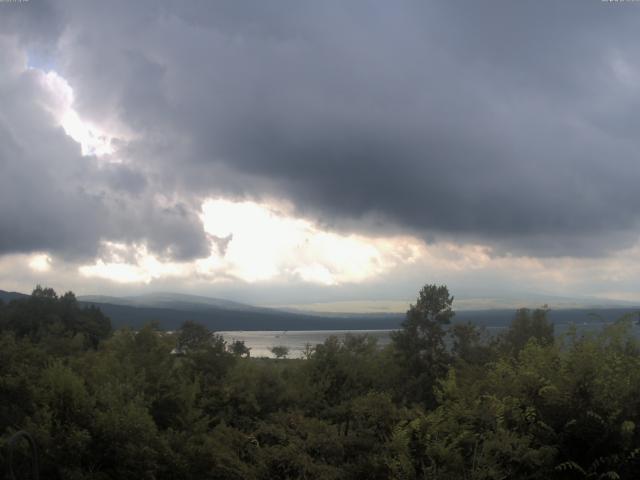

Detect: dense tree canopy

[1,285,640,479]
[391,284,455,407]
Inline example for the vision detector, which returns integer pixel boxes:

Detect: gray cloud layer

[2,0,640,260]
[0,34,209,260]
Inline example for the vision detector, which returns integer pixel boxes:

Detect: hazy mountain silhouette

[1,289,638,331]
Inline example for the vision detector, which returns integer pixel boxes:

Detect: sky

[0,0,639,310]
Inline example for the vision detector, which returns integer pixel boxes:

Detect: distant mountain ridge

[78,292,270,313]
[74,292,405,330]
[0,289,29,303]
[1,289,638,332]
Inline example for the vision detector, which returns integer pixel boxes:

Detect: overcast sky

[1,0,639,309]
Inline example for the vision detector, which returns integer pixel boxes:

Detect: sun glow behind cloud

[198,199,424,285]
[54,229,640,305]
[79,243,190,284]
[28,253,52,272]
[22,62,426,288]
[39,70,118,157]
[77,199,426,286]
[27,63,637,299]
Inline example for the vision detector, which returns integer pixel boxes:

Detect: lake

[219,329,395,358]
[220,320,637,358]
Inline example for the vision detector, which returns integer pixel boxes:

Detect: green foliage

[451,321,494,366]
[499,306,554,355]
[2,285,640,479]
[305,334,398,412]
[177,320,213,351]
[391,284,454,407]
[270,345,290,359]
[229,339,251,357]
[222,359,292,425]
[0,286,111,350]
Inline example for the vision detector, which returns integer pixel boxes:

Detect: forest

[1,284,640,479]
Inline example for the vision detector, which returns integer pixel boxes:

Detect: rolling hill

[1,289,638,332]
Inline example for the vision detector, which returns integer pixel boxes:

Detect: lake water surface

[219,330,394,358]
[220,320,635,358]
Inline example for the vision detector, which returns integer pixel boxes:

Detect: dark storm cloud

[0,0,63,45]
[0,35,209,260]
[0,44,105,259]
[100,164,147,196]
[4,0,640,258]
